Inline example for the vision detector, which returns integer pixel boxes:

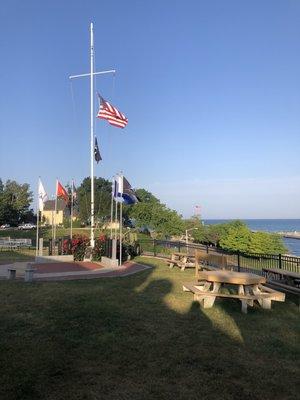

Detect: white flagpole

[90,22,95,248]
[68,23,116,247]
[119,201,123,266]
[70,179,73,239]
[119,173,123,266]
[115,199,118,240]
[53,179,58,253]
[110,177,114,239]
[35,179,40,258]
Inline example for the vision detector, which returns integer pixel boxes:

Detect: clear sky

[0,0,299,219]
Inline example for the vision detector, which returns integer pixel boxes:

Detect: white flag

[38,179,48,211]
[112,175,124,202]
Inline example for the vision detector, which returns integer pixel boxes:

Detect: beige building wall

[42,210,64,225]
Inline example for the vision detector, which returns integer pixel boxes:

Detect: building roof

[43,199,66,211]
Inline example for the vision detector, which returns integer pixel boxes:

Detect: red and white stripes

[97,96,128,128]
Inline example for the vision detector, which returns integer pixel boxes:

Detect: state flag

[57,181,69,203]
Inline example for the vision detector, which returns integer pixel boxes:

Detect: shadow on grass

[0,259,299,400]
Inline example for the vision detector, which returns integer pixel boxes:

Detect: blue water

[203,219,300,256]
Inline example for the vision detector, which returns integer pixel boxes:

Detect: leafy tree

[77,177,112,225]
[129,189,184,236]
[184,216,206,242]
[248,232,287,254]
[219,223,251,253]
[0,180,33,225]
[134,189,159,203]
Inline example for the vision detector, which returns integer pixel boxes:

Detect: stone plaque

[83,246,93,262]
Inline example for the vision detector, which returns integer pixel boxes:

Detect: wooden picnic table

[262,268,300,283]
[167,252,195,271]
[183,270,284,313]
[262,268,300,303]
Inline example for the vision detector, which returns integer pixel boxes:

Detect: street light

[185,227,198,247]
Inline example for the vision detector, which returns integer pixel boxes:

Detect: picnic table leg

[180,256,188,271]
[202,282,220,309]
[251,284,263,307]
[169,253,175,269]
[261,299,272,310]
[239,285,251,313]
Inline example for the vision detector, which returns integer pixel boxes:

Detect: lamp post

[185,227,198,249]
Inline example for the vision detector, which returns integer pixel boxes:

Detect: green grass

[0,257,299,400]
[0,249,35,264]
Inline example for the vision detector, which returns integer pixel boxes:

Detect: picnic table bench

[166,251,233,273]
[183,270,285,313]
[195,251,233,276]
[166,252,195,271]
[263,268,300,301]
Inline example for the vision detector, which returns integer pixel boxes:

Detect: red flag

[97,95,128,128]
[57,181,69,203]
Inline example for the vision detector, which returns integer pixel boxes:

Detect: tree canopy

[77,177,112,224]
[0,179,33,225]
[128,189,184,236]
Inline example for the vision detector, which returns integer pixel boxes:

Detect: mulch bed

[35,261,102,274]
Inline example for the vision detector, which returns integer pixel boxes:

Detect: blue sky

[0,0,299,218]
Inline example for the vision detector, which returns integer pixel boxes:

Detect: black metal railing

[138,239,300,275]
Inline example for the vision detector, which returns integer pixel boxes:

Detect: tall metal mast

[69,23,115,247]
[90,23,95,247]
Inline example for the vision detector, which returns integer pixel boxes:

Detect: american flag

[97,95,128,129]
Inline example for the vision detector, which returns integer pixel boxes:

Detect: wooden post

[278,254,282,269]
[48,239,52,255]
[153,239,157,257]
[178,241,181,253]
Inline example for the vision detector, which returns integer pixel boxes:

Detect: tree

[218,221,287,254]
[219,223,251,253]
[184,216,206,243]
[128,189,184,237]
[77,177,112,225]
[0,180,33,225]
[134,189,159,203]
[248,232,287,254]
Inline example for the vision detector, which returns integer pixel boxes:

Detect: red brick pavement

[33,261,150,281]
[35,261,102,274]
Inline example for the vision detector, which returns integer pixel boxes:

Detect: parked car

[18,223,36,230]
[0,224,10,229]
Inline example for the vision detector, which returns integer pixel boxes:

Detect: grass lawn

[0,257,299,400]
[0,249,35,265]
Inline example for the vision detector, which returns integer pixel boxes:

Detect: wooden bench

[183,281,285,314]
[195,251,232,278]
[263,267,300,308]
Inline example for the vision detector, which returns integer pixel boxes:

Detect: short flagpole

[119,173,123,266]
[35,179,40,258]
[110,177,115,239]
[114,199,118,240]
[54,179,58,254]
[70,179,73,240]
[119,200,123,266]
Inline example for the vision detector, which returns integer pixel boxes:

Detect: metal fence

[138,239,300,275]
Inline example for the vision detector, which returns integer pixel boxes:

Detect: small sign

[83,246,93,262]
